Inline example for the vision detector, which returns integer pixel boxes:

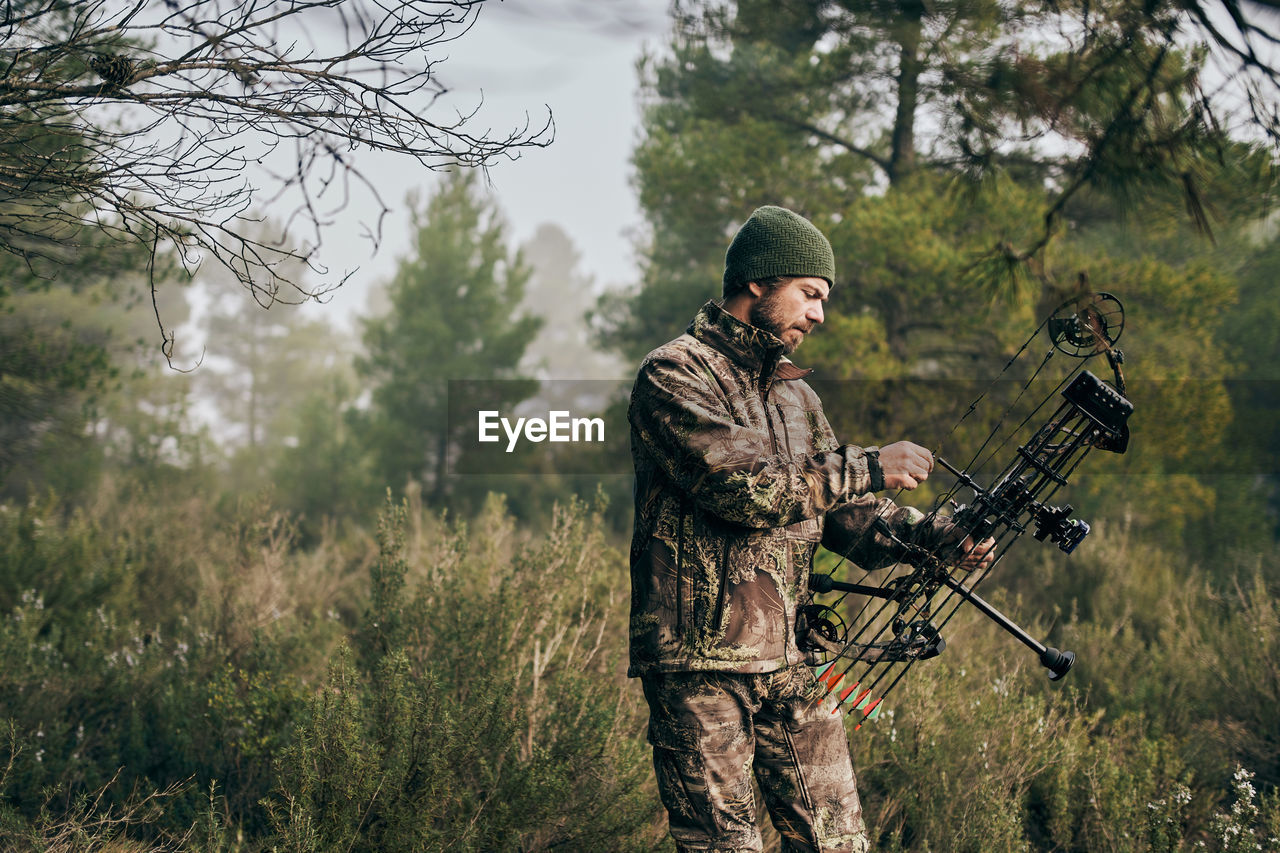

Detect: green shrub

[268,492,661,851]
[2,482,1277,851]
[0,492,334,839]
[849,518,1279,852]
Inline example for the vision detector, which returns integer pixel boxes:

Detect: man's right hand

[878,441,934,490]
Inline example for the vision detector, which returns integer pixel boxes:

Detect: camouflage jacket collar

[688,301,811,386]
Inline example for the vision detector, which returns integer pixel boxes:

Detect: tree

[597,0,1275,548]
[597,0,1279,360]
[519,222,625,380]
[193,221,357,480]
[201,297,358,488]
[269,371,377,540]
[0,0,552,353]
[358,170,540,506]
[0,231,197,503]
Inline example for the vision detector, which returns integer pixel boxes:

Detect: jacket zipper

[676,500,687,632]
[774,403,796,666]
[711,538,730,635]
[776,403,792,456]
[762,387,780,456]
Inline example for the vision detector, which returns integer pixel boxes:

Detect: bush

[2,484,1277,851]
[0,491,332,839]
[268,492,661,851]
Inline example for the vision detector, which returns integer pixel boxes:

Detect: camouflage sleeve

[821,498,973,570]
[629,353,880,528]
[813,405,963,570]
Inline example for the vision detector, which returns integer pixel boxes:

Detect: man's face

[748,276,829,354]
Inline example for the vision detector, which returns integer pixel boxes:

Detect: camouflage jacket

[627,300,947,677]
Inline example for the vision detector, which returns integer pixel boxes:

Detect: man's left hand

[953,535,996,573]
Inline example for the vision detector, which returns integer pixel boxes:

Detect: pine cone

[90,53,137,88]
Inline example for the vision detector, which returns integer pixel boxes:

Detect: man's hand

[878,441,934,490]
[953,535,996,573]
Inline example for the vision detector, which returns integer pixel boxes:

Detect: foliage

[0,283,113,501]
[841,521,1280,852]
[269,493,658,852]
[0,485,1273,849]
[1216,231,1280,539]
[1208,767,1280,853]
[1,4,1280,850]
[0,765,204,852]
[0,241,196,505]
[605,0,1275,563]
[519,222,627,380]
[0,486,663,850]
[358,170,542,508]
[197,248,345,452]
[604,0,1279,356]
[0,487,342,837]
[0,0,552,325]
[269,372,381,542]
[200,294,364,502]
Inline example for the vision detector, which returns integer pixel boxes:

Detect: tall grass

[850,518,1280,852]
[0,486,1276,850]
[0,488,661,850]
[269,492,659,851]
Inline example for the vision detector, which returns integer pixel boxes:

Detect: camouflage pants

[641,665,871,853]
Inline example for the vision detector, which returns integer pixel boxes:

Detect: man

[627,205,994,852]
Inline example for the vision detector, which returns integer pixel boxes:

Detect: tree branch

[767,112,892,174]
[0,0,553,348]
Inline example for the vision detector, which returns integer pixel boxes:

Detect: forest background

[2,0,1280,850]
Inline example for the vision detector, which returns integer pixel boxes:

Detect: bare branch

[0,0,553,336]
[767,112,893,173]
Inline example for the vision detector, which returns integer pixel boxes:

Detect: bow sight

[940,369,1133,556]
[801,292,1133,723]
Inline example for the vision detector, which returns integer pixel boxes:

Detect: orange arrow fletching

[830,681,861,714]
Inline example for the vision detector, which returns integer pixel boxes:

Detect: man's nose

[807,302,824,325]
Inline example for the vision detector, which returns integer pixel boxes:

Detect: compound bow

[798,292,1132,728]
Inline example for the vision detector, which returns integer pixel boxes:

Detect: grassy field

[0,480,1276,851]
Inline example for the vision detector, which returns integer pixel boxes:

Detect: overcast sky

[301,1,671,324]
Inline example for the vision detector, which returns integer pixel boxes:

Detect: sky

[297,0,671,326]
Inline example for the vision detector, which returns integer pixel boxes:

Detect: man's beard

[749,289,811,354]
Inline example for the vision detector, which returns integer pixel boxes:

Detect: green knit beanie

[722,205,835,297]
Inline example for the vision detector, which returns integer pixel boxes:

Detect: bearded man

[627,205,993,852]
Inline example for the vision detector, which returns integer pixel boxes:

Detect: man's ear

[745,280,766,298]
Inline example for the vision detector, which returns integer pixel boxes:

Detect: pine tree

[358,172,541,506]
